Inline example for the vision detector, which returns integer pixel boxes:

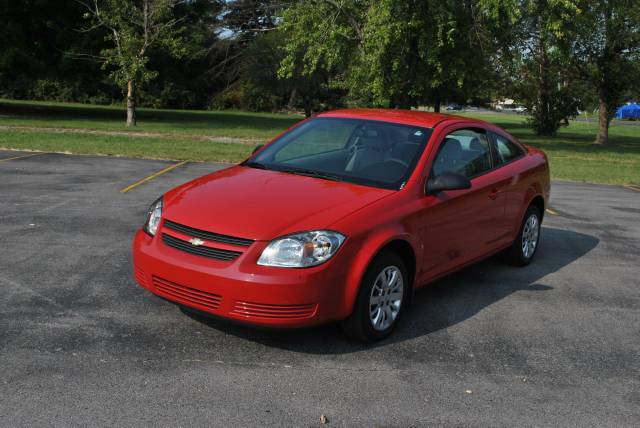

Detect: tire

[503,204,542,266]
[342,251,408,342]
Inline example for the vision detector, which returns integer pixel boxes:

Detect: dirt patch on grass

[0,125,266,145]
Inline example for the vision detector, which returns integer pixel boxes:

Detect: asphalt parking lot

[1,150,639,427]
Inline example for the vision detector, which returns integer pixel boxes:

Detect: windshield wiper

[244,161,268,170]
[278,167,344,182]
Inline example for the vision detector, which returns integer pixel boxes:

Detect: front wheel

[503,205,542,266]
[342,251,408,342]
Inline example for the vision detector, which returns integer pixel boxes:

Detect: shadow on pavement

[183,226,599,353]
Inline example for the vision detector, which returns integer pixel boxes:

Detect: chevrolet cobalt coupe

[133,109,550,341]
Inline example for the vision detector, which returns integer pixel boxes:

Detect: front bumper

[132,229,352,328]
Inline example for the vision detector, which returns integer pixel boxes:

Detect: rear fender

[513,184,545,235]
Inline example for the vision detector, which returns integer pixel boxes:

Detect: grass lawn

[1,99,639,184]
[0,99,300,139]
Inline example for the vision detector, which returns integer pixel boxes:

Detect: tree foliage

[278,0,504,111]
[0,0,112,101]
[0,0,639,139]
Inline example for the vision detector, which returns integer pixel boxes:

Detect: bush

[209,82,283,112]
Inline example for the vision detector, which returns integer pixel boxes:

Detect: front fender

[341,226,418,317]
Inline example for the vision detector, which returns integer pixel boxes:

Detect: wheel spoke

[387,269,397,288]
[379,272,389,288]
[371,307,382,327]
[389,291,403,301]
[384,305,394,323]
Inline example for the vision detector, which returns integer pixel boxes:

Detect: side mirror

[252,144,264,154]
[425,171,471,195]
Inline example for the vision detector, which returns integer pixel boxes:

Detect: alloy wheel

[521,213,540,259]
[369,266,403,331]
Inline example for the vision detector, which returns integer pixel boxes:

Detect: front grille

[162,233,242,261]
[163,219,254,247]
[232,301,317,319]
[152,276,222,311]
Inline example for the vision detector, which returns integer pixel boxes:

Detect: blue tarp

[615,103,640,119]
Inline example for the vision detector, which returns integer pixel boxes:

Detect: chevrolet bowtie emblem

[189,238,205,246]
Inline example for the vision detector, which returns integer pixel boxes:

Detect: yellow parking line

[0,152,45,163]
[120,160,188,193]
[623,184,640,192]
[545,208,559,216]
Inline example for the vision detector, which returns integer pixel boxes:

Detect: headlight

[257,230,346,268]
[144,197,163,236]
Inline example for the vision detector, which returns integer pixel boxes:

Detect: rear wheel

[503,205,541,266]
[342,251,408,342]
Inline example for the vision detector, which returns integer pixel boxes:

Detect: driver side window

[432,129,492,179]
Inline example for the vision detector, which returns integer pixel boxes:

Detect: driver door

[419,127,508,281]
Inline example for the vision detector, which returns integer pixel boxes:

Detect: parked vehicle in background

[496,102,527,114]
[132,109,550,342]
[446,103,463,111]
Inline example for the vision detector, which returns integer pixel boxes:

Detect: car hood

[162,165,394,241]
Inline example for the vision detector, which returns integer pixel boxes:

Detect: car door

[489,131,529,236]
[418,126,509,281]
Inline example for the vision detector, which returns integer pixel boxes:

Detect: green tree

[502,0,578,135]
[572,0,640,144]
[243,31,329,115]
[144,0,225,109]
[79,0,187,126]
[278,0,499,112]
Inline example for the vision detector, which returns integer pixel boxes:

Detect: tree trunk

[433,94,441,113]
[302,95,312,118]
[126,80,137,127]
[539,51,551,132]
[536,34,556,135]
[595,94,609,144]
[287,88,297,111]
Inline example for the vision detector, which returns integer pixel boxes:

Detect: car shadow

[182,227,599,353]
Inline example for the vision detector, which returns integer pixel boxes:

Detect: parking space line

[545,208,559,216]
[623,184,640,192]
[120,160,189,193]
[0,152,46,163]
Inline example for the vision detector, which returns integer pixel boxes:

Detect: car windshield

[244,118,432,190]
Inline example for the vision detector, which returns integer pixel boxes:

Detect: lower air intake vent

[232,301,317,320]
[152,276,222,311]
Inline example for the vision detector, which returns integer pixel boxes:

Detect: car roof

[317,108,486,129]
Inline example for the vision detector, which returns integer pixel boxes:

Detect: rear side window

[492,133,524,165]
[432,129,492,179]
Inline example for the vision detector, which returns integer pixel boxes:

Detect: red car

[133,109,550,341]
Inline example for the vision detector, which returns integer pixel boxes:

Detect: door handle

[489,187,503,200]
